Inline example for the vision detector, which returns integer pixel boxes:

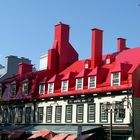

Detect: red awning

[51,133,69,140]
[65,134,77,140]
[28,129,55,140]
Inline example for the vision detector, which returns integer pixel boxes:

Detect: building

[0,23,140,140]
[0,55,31,81]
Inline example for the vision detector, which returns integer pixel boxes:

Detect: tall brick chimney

[91,28,103,68]
[47,23,78,73]
[117,38,126,52]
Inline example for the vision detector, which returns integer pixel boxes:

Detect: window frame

[39,83,45,95]
[76,78,83,90]
[100,103,108,123]
[17,107,23,123]
[46,106,52,123]
[55,106,62,123]
[10,83,16,96]
[65,105,72,123]
[61,80,68,92]
[111,72,121,86]
[25,107,31,123]
[22,82,29,95]
[37,107,44,123]
[48,83,54,94]
[88,76,96,89]
[87,104,95,123]
[76,104,84,123]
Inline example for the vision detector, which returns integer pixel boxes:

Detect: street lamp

[103,101,125,140]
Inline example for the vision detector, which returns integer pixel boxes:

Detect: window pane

[112,73,120,86]
[88,104,95,122]
[22,83,29,95]
[100,103,108,123]
[62,81,68,92]
[65,105,72,123]
[39,83,45,94]
[55,106,62,123]
[76,78,83,90]
[46,106,52,123]
[11,84,16,96]
[38,107,44,123]
[25,107,31,123]
[77,104,84,123]
[48,83,54,93]
[17,107,23,123]
[89,77,96,89]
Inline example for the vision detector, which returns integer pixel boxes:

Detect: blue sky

[0,0,140,69]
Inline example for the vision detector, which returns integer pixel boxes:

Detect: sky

[0,0,140,69]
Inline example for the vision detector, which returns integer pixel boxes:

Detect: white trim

[76,78,83,90]
[48,83,54,94]
[61,80,68,92]
[111,72,121,86]
[88,76,96,89]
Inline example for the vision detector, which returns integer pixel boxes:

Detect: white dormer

[88,76,96,89]
[48,83,54,94]
[111,72,121,86]
[76,78,83,90]
[61,80,68,92]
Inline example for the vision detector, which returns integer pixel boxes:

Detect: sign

[68,98,94,104]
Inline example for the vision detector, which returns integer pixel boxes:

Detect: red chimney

[48,23,78,73]
[117,38,126,52]
[18,63,33,75]
[91,28,103,68]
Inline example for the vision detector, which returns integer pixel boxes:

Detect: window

[76,78,83,90]
[65,105,72,123]
[46,106,52,123]
[114,102,124,122]
[88,104,95,123]
[48,83,54,93]
[61,80,68,92]
[17,107,23,123]
[111,72,120,86]
[106,58,110,64]
[2,108,8,123]
[22,82,29,95]
[55,106,62,123]
[100,103,108,123]
[11,84,16,96]
[39,83,45,94]
[38,107,44,123]
[77,104,84,123]
[88,76,96,89]
[9,108,15,124]
[25,107,31,123]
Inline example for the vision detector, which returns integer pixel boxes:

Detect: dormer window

[76,78,83,90]
[39,83,45,95]
[106,58,110,64]
[22,82,29,95]
[61,80,68,92]
[111,72,120,86]
[88,76,96,89]
[48,83,54,93]
[11,83,16,96]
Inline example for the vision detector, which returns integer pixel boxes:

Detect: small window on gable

[48,83,54,94]
[111,72,120,86]
[22,82,29,95]
[39,83,45,95]
[106,58,110,64]
[11,83,16,96]
[61,80,68,92]
[88,76,96,89]
[76,78,83,90]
